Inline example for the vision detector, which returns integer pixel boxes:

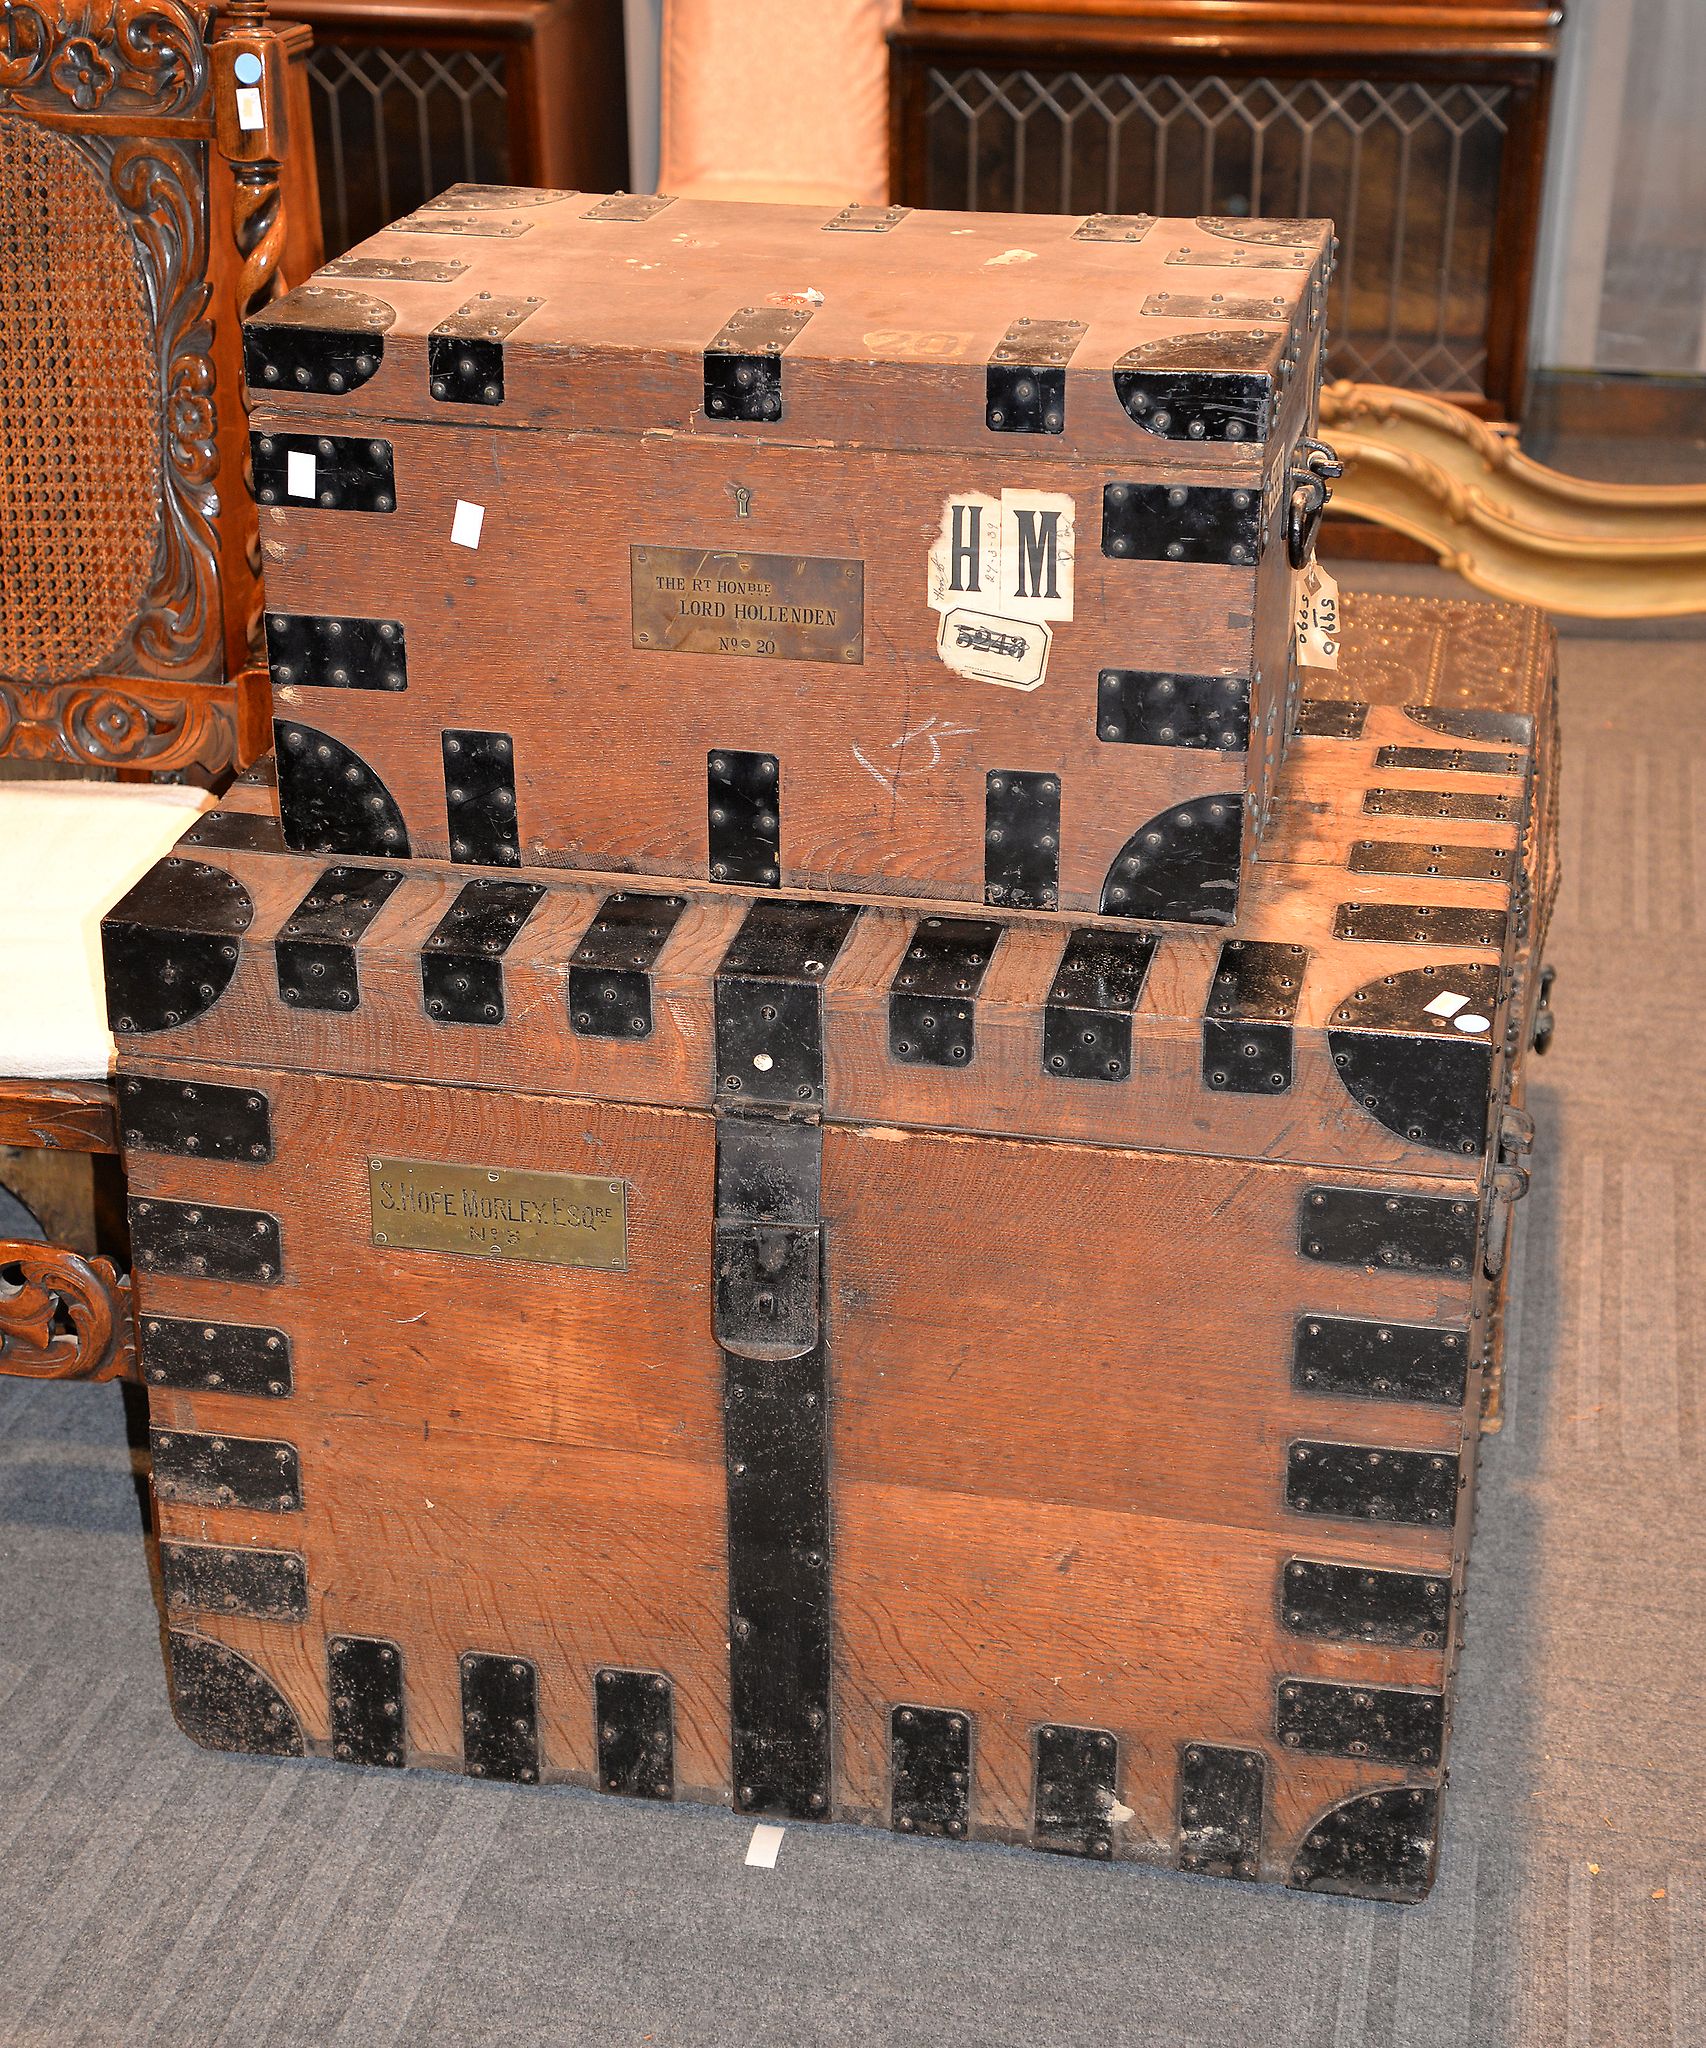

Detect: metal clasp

[1287,436,1344,568]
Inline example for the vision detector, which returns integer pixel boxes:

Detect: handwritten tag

[1294,563,1341,670]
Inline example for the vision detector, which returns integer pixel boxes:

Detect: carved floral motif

[0,677,232,767]
[0,1240,136,1383]
[0,0,209,118]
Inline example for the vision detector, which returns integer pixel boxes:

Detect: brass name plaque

[368,1157,627,1270]
[631,546,863,663]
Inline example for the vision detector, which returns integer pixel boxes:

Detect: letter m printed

[1012,507,1061,601]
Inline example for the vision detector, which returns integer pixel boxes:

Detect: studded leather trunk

[242,188,1337,927]
[100,593,1555,1902]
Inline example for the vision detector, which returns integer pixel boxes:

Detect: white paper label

[927,488,1074,686]
[235,84,265,131]
[1424,990,1470,1018]
[450,499,485,549]
[744,1823,785,1869]
[285,449,315,499]
[1294,563,1341,670]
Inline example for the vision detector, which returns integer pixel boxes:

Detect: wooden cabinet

[889,4,1563,419]
[280,0,628,256]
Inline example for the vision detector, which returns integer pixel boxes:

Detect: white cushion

[0,781,213,1081]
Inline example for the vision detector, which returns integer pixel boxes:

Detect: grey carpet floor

[2,592,1704,2047]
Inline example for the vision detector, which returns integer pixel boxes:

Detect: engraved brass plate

[631,547,863,664]
[368,1157,627,1270]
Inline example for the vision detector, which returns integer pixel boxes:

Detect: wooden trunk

[100,593,1556,1901]
[242,189,1337,923]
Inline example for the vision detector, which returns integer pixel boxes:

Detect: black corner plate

[596,1668,675,1800]
[422,878,545,1025]
[1289,1787,1439,1902]
[1286,1439,1461,1527]
[1112,330,1275,443]
[139,1315,293,1398]
[130,1197,283,1285]
[243,284,392,397]
[1033,1724,1119,1858]
[118,1076,272,1164]
[102,857,254,1036]
[276,723,411,858]
[1299,1186,1477,1275]
[251,430,396,513]
[1098,669,1250,751]
[1276,1678,1446,1767]
[708,749,781,886]
[1281,1558,1451,1649]
[160,1542,308,1622]
[715,898,861,1109]
[329,1635,407,1768]
[1178,1742,1264,1878]
[1328,962,1502,1156]
[569,891,688,1042]
[1042,926,1155,1084]
[889,916,1001,1068]
[984,769,1060,909]
[1101,481,1263,566]
[460,1651,541,1783]
[891,1704,972,1839]
[442,729,521,867]
[1101,795,1243,925]
[265,612,407,692]
[1292,1313,1469,1406]
[168,1631,304,1756]
[275,863,404,1013]
[1202,938,1305,1094]
[151,1428,302,1513]
[179,810,286,854]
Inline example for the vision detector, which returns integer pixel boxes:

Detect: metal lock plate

[251,431,395,513]
[1102,481,1263,566]
[160,1542,307,1622]
[1292,1313,1469,1406]
[714,899,860,1108]
[986,318,1086,435]
[1276,1678,1445,1768]
[713,1223,821,1362]
[1098,668,1250,750]
[1032,1724,1118,1858]
[428,293,543,406]
[329,1635,406,1767]
[596,1668,675,1799]
[889,916,1001,1068]
[118,1076,272,1164]
[1203,938,1305,1095]
[708,750,781,886]
[266,612,407,693]
[984,769,1060,909]
[442,729,521,867]
[151,1428,302,1513]
[569,891,688,1041]
[1042,927,1155,1084]
[1299,1186,1477,1274]
[1281,1559,1450,1649]
[130,1198,282,1285]
[460,1652,540,1783]
[275,863,404,1012]
[704,306,813,423]
[1286,1440,1461,1527]
[422,879,545,1026]
[140,1316,292,1398]
[890,1705,972,1838]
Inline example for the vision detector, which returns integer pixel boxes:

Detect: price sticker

[1294,563,1341,670]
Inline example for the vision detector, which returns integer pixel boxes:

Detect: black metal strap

[422,879,545,1026]
[889,916,1001,1068]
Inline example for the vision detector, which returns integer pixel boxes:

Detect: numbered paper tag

[1294,563,1341,670]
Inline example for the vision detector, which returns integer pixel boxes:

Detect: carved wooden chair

[0,0,319,1381]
